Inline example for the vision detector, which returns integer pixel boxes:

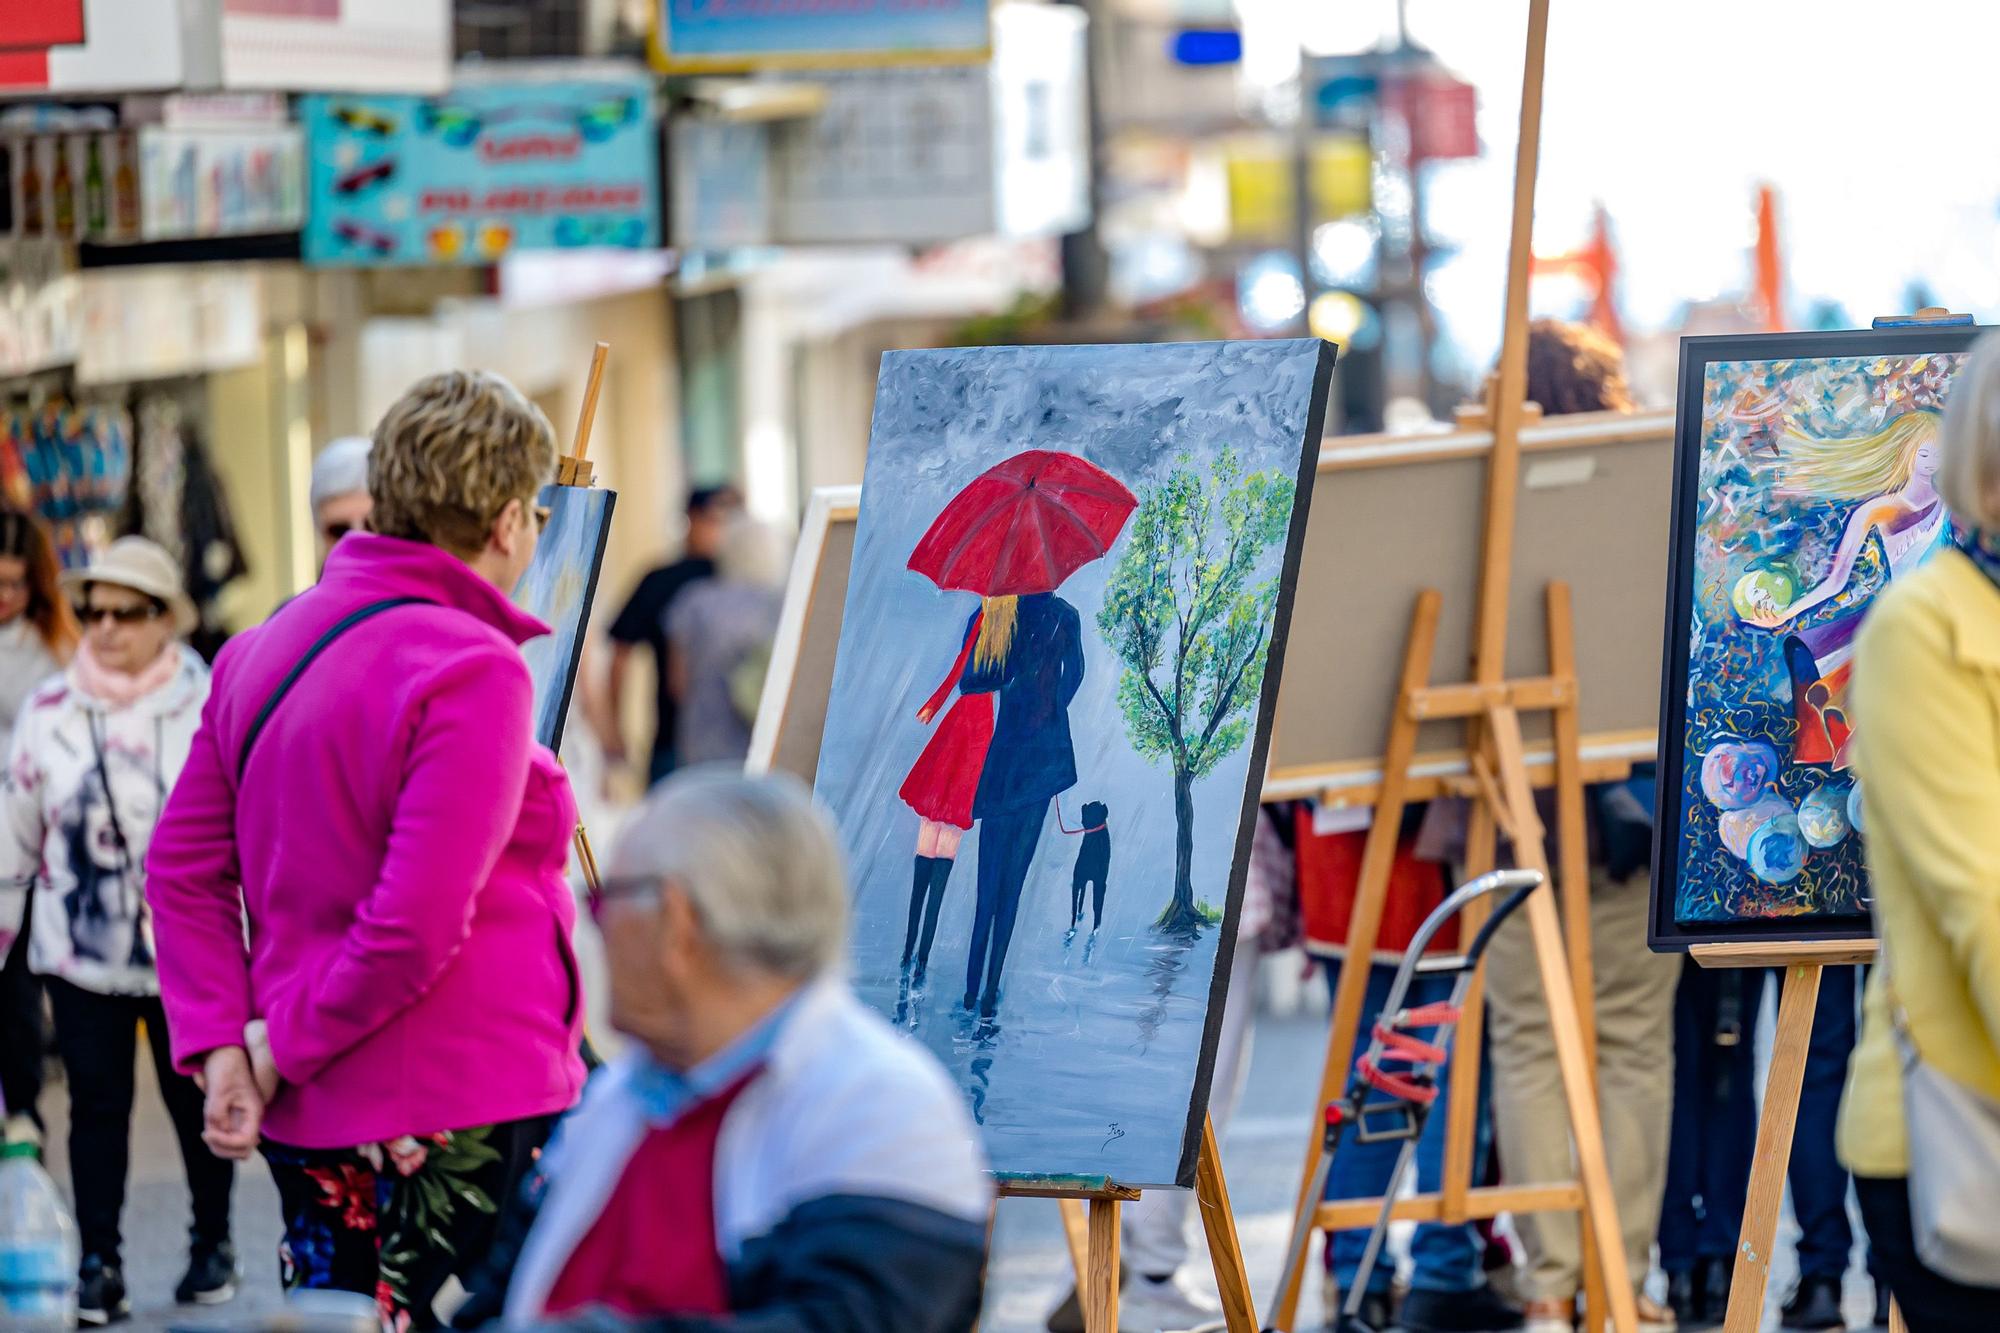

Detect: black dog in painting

[1066,801,1110,942]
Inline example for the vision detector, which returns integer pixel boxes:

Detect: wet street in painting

[851,889,1223,1188]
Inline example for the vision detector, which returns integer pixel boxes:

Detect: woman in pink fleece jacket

[146,371,587,1331]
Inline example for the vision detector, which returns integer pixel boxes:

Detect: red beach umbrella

[907,449,1138,596]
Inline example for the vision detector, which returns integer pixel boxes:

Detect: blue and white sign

[651,0,990,72]
[301,75,660,267]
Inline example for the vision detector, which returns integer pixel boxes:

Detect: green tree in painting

[1096,448,1296,938]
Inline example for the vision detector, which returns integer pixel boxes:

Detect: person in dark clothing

[1659,962,1760,1328]
[959,591,1083,1017]
[603,485,741,785]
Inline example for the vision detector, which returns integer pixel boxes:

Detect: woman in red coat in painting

[897,596,1016,985]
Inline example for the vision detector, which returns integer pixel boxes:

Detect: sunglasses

[323,521,356,544]
[77,603,162,626]
[534,504,552,530]
[586,874,661,923]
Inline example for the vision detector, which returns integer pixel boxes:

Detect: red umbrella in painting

[907,450,1138,595]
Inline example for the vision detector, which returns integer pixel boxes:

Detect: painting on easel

[1653,327,1984,947]
[515,483,616,753]
[813,340,1333,1187]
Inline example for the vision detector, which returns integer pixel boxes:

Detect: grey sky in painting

[815,340,1322,1185]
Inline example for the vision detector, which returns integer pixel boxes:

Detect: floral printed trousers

[262,1116,554,1331]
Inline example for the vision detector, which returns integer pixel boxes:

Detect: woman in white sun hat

[0,535,235,1324]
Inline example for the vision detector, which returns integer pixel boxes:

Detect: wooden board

[1265,409,1673,798]
[746,486,859,780]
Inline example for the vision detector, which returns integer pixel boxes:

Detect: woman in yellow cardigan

[1840,330,2000,1329]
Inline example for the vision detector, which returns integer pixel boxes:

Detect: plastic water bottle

[0,1139,79,1330]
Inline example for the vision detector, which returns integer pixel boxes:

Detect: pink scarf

[71,640,180,710]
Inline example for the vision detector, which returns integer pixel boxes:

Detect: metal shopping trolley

[1264,869,1547,1333]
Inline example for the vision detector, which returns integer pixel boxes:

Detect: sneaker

[1118,1269,1221,1332]
[1780,1274,1844,1331]
[1522,1297,1575,1333]
[175,1240,240,1306]
[1401,1281,1525,1331]
[77,1256,130,1327]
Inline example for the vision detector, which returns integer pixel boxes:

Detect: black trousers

[45,979,234,1264]
[0,914,46,1127]
[1856,1175,2000,1331]
[965,805,1045,1011]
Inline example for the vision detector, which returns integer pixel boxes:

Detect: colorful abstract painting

[514,484,616,754]
[813,341,1333,1186]
[1654,329,1980,947]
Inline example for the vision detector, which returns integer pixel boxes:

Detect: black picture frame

[1649,325,1987,951]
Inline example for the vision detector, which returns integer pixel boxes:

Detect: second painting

[814,340,1333,1186]
[1652,327,1983,948]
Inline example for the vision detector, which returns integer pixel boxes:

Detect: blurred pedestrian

[1841,330,2000,1329]
[147,371,588,1330]
[483,769,990,1331]
[1473,321,1679,1333]
[602,485,742,784]
[0,535,235,1324]
[664,516,786,769]
[309,435,373,573]
[0,506,76,1143]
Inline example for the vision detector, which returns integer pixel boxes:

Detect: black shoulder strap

[235,597,433,783]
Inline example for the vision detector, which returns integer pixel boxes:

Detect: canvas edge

[1647,326,1987,951]
[1169,337,1339,1187]
[533,484,617,756]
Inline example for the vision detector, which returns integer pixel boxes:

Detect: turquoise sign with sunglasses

[301,75,660,266]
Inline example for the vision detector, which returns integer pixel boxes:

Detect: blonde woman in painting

[1740,407,1947,767]
[896,595,1012,989]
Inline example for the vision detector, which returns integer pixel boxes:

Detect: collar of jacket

[64,643,206,717]
[319,531,550,646]
[1938,547,2000,670]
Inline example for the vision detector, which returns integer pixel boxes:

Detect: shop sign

[650,0,990,74]
[1223,136,1371,244]
[301,73,660,267]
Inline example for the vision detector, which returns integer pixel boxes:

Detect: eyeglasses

[323,522,355,544]
[534,504,552,531]
[586,873,661,923]
[77,603,162,626]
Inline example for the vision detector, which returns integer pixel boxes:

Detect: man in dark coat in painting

[960,591,1084,1017]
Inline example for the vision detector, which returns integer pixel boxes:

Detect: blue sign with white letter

[651,0,990,72]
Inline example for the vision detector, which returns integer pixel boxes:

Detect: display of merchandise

[121,394,247,659]
[0,1141,79,1331]
[4,397,131,567]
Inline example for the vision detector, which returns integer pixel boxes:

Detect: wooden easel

[1691,935,1884,1332]
[562,341,611,897]
[1008,1114,1259,1333]
[1272,3,1636,1329]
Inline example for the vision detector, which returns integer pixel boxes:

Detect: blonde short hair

[369,370,557,557]
[1940,332,2000,530]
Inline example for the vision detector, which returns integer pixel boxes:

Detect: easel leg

[1086,1198,1122,1333]
[1724,964,1823,1333]
[1195,1115,1258,1333]
[1889,1299,1909,1333]
[1275,589,1441,1330]
[1058,1198,1090,1292]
